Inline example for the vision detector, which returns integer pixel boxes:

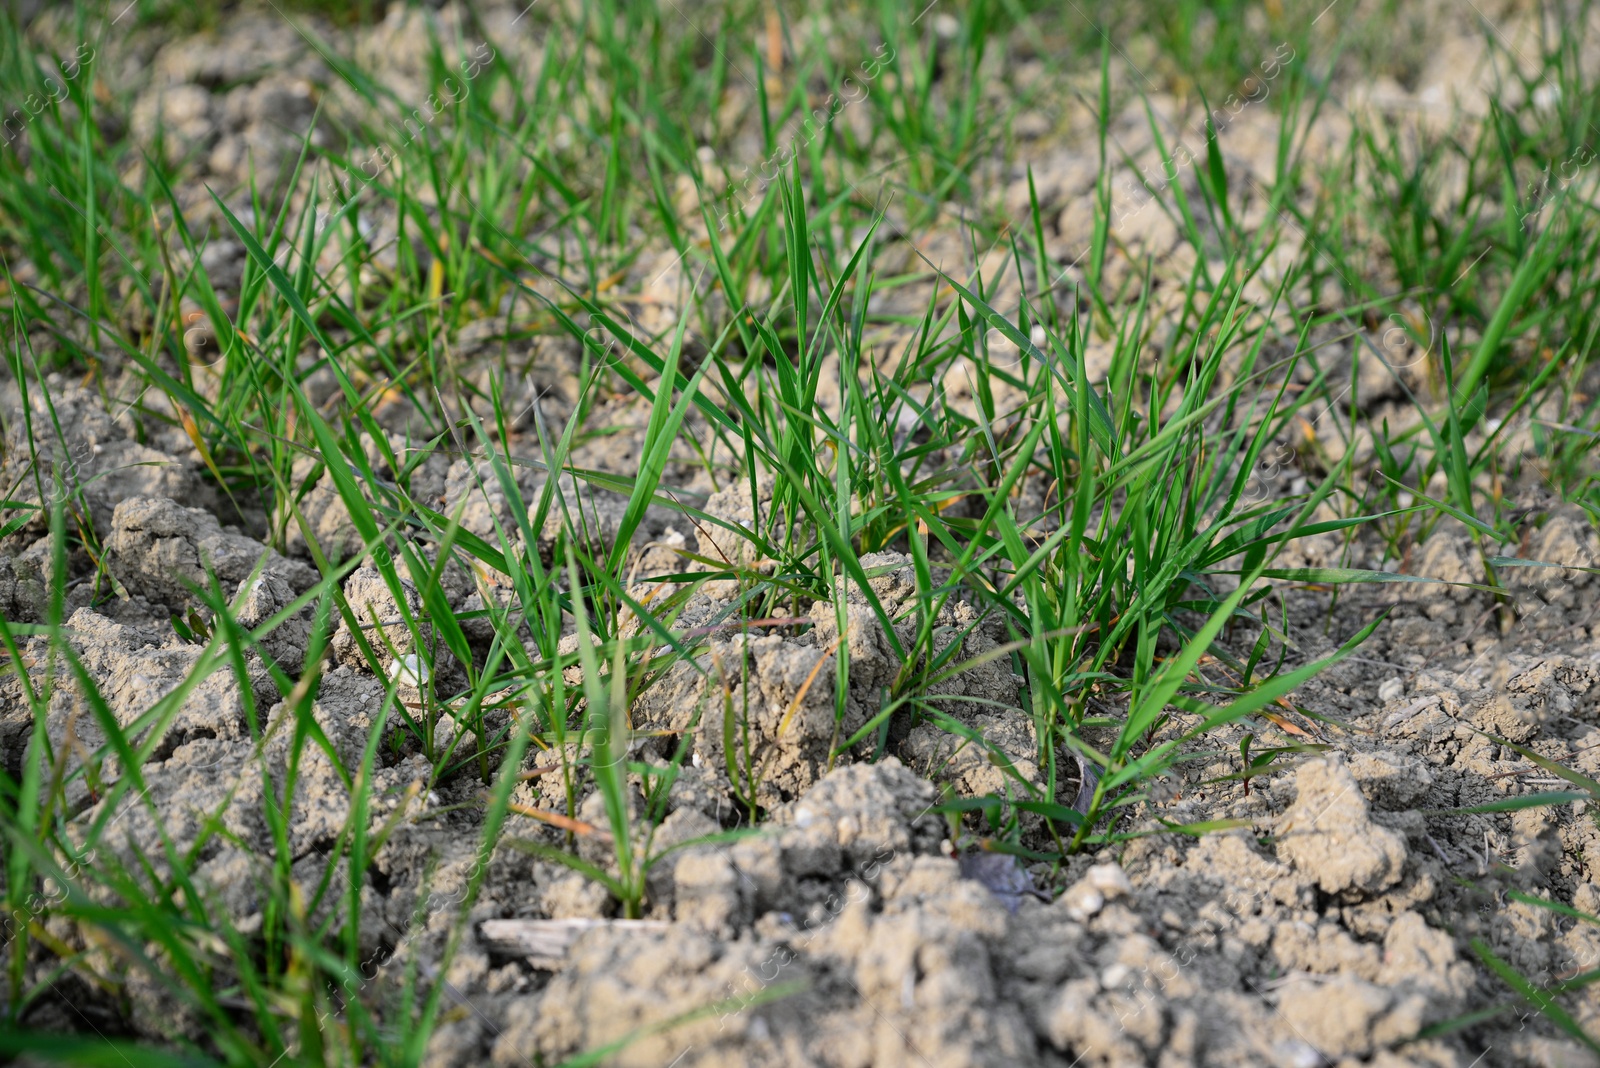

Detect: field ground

[3,0,1600,1065]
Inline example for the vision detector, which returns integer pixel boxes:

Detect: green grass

[1,0,1599,1063]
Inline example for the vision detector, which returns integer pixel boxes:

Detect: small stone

[388,653,431,688]
[1061,879,1105,921]
[1100,962,1132,990]
[1084,862,1132,899]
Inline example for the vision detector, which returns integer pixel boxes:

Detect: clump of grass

[1,0,1599,1062]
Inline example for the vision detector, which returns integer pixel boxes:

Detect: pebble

[1061,881,1105,921]
[388,653,431,687]
[1084,862,1133,899]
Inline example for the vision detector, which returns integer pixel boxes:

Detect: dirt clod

[1275,755,1409,896]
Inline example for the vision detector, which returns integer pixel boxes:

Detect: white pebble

[1100,962,1132,990]
[1062,880,1104,921]
[1085,862,1133,899]
[388,653,431,687]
